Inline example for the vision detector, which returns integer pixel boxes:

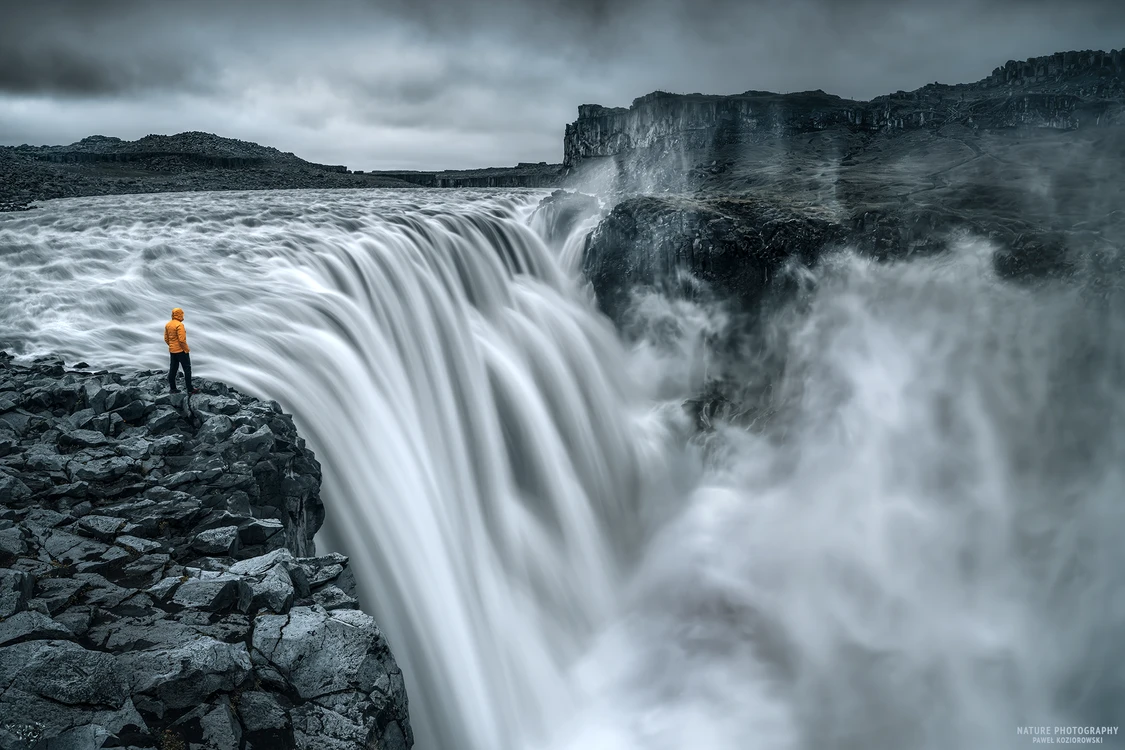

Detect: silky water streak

[0,189,674,750]
[2,189,1123,750]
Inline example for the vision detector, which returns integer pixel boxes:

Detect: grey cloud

[0,0,1122,169]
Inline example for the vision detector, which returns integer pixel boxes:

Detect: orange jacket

[164,308,190,353]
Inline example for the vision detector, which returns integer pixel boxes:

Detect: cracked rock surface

[0,351,412,750]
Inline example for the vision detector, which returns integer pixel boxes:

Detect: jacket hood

[171,308,184,321]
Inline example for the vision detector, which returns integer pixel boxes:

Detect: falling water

[1,189,1123,750]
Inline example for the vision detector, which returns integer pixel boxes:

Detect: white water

[1,189,1122,750]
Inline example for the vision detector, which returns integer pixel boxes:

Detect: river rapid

[1,188,1122,750]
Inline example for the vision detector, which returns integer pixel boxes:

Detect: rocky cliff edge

[0,352,411,750]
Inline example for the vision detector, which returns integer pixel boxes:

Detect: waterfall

[2,189,1123,750]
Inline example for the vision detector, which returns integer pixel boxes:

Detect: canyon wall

[563,49,1125,171]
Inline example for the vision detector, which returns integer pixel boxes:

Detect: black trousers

[169,352,192,392]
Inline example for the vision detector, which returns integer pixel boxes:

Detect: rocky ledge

[0,352,411,750]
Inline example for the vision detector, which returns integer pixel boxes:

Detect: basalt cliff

[563,49,1125,329]
[564,49,1125,182]
[0,352,412,750]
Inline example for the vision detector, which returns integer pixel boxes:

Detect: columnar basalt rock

[562,49,1125,175]
[0,352,412,750]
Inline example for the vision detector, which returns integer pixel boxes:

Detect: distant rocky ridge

[0,352,412,750]
[0,132,564,207]
[371,163,562,188]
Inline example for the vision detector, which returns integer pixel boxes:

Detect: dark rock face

[584,196,844,325]
[576,50,1125,326]
[581,188,1090,329]
[563,49,1125,176]
[0,352,412,750]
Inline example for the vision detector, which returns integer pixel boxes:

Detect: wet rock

[58,428,110,450]
[313,584,360,611]
[0,610,74,646]
[237,689,289,734]
[0,353,411,748]
[0,639,129,707]
[67,455,137,483]
[197,414,234,444]
[171,575,251,613]
[122,637,252,709]
[0,568,33,618]
[76,514,127,541]
[0,470,32,503]
[192,525,241,556]
[117,534,163,555]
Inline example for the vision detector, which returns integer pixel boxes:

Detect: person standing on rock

[164,307,199,394]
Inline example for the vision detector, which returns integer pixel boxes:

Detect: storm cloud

[0,0,1122,169]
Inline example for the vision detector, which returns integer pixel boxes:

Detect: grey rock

[0,526,30,557]
[292,703,369,750]
[76,514,127,541]
[151,434,186,455]
[22,444,69,473]
[0,610,74,645]
[115,436,153,460]
[312,584,359,611]
[34,577,87,615]
[44,481,89,500]
[58,429,110,449]
[0,470,32,503]
[301,558,346,588]
[53,606,94,638]
[75,573,133,609]
[41,528,112,565]
[229,548,294,578]
[253,606,382,700]
[116,534,162,554]
[239,517,284,546]
[237,690,289,733]
[192,525,240,556]
[145,406,181,434]
[0,568,33,618]
[111,399,148,423]
[250,563,295,613]
[0,435,17,457]
[66,455,136,483]
[172,575,251,613]
[0,354,406,747]
[0,639,128,707]
[146,576,182,601]
[197,415,234,444]
[122,637,251,709]
[25,507,71,529]
[231,424,274,454]
[200,698,242,749]
[195,395,242,416]
[64,408,96,430]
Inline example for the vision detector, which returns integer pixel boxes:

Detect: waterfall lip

[0,187,647,750]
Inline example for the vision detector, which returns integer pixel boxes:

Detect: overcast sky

[1,0,1122,170]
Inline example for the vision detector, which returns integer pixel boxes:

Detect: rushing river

[1,188,1122,750]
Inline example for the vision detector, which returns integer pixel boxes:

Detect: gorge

[1,46,1125,750]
